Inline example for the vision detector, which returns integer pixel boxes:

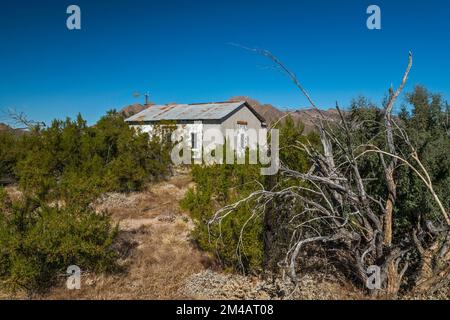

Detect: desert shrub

[394,87,450,234]
[0,191,118,295]
[182,162,265,273]
[0,131,20,181]
[348,88,450,236]
[275,116,320,173]
[0,111,173,294]
[13,111,172,203]
[182,117,318,273]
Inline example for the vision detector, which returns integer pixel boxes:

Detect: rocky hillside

[228,96,340,133]
[120,103,153,118]
[0,123,27,136]
[0,123,15,132]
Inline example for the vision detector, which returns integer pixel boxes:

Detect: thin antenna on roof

[133,91,151,106]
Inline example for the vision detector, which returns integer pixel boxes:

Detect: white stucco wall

[132,122,204,160]
[220,106,264,133]
[221,106,265,152]
[130,105,265,162]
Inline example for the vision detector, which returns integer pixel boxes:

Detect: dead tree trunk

[263,174,277,273]
[210,47,448,298]
[379,53,413,296]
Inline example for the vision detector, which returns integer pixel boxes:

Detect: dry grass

[0,170,377,300]
[39,170,212,300]
[4,169,429,300]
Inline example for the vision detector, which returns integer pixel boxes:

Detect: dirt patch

[94,171,192,222]
[0,170,374,300]
[182,269,364,300]
[3,185,22,202]
[42,170,211,300]
[6,168,441,300]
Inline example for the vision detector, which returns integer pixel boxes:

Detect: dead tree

[3,108,45,130]
[209,48,449,297]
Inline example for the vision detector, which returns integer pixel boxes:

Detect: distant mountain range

[119,103,155,118]
[2,98,339,136]
[227,96,342,133]
[120,96,340,133]
[0,123,27,135]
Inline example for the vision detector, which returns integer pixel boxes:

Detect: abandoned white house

[125,101,267,159]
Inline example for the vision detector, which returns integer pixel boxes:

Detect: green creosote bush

[14,111,173,202]
[0,110,173,294]
[0,189,118,295]
[348,88,449,237]
[0,131,19,182]
[182,162,265,273]
[181,116,318,273]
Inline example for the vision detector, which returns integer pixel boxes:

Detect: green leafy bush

[0,132,16,180]
[181,117,318,273]
[12,111,172,203]
[348,87,449,235]
[0,111,173,294]
[0,190,118,294]
[181,163,265,273]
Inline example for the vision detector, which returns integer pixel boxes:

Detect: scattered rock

[182,269,364,300]
[158,214,176,223]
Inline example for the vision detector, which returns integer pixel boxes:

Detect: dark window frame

[191,132,197,149]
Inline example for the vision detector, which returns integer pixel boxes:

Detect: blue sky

[0,0,449,125]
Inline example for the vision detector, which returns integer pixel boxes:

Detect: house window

[237,123,247,151]
[191,132,197,149]
[162,128,172,143]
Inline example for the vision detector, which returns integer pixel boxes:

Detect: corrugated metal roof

[125,101,248,122]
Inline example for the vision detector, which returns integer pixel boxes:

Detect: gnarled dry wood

[209,47,447,297]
